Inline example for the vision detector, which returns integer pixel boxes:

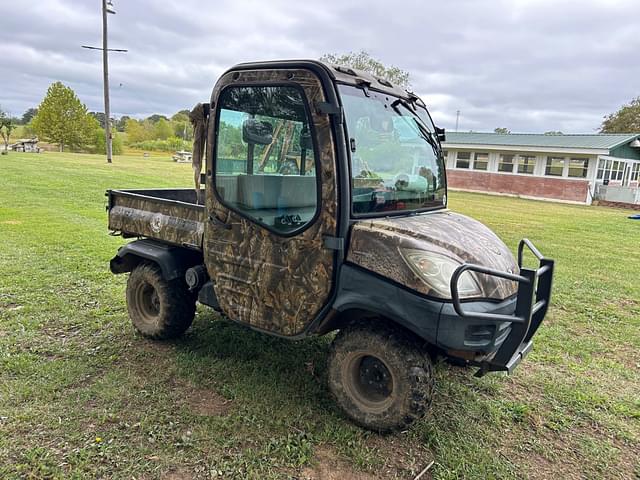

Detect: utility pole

[455,110,460,132]
[82,1,125,164]
[102,0,112,163]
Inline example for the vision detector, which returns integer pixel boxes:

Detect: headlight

[399,248,482,299]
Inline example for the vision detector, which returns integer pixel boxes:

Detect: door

[204,68,339,336]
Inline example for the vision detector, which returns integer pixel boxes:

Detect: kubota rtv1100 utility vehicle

[107,60,554,431]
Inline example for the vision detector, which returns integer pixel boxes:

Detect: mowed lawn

[1,152,638,480]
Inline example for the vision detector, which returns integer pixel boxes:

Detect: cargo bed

[107,189,205,250]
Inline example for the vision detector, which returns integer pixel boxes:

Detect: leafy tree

[22,108,38,124]
[92,126,123,155]
[89,111,107,129]
[0,108,16,153]
[153,118,173,140]
[125,118,146,143]
[600,97,640,133]
[493,127,511,134]
[116,115,130,132]
[319,50,410,88]
[31,82,95,152]
[544,131,563,135]
[171,110,189,122]
[173,120,192,140]
[145,114,169,124]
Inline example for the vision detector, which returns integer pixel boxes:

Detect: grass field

[1,152,638,479]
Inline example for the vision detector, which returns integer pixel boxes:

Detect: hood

[347,211,518,300]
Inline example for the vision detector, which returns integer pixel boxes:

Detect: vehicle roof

[231,59,411,100]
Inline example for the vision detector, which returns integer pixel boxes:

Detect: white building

[442,132,640,205]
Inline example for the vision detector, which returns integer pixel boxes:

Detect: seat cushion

[237,174,316,209]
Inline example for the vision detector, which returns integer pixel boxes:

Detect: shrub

[129,137,191,152]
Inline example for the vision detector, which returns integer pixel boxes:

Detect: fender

[319,264,444,343]
[110,239,202,280]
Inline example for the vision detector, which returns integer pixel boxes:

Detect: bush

[129,136,191,152]
[90,128,123,155]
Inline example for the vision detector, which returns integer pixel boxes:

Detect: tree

[92,125,124,155]
[31,82,95,152]
[145,114,169,124]
[544,131,563,135]
[600,97,640,133]
[0,108,15,153]
[125,118,146,143]
[494,127,511,134]
[319,50,410,88]
[171,110,190,122]
[116,115,130,132]
[153,118,173,140]
[22,108,38,125]
[173,119,192,140]
[89,111,107,129]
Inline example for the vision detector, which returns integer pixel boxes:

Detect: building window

[597,159,605,180]
[545,157,565,176]
[498,154,515,173]
[568,158,589,178]
[455,151,471,169]
[473,152,489,170]
[631,163,640,182]
[610,161,624,181]
[517,155,536,174]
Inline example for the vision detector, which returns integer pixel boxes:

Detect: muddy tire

[126,263,196,339]
[327,320,434,432]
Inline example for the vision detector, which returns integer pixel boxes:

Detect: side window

[215,85,318,234]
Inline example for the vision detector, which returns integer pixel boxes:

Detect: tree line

[2,51,637,156]
[2,82,193,155]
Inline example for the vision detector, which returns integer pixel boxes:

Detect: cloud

[1,0,638,132]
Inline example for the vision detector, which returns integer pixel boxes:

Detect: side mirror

[242,119,273,145]
[434,126,446,142]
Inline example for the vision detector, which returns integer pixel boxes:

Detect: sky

[1,0,638,133]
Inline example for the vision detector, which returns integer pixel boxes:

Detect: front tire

[126,263,196,339]
[327,320,434,432]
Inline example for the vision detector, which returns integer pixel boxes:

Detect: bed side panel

[108,190,204,249]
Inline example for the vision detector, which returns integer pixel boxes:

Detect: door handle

[208,214,232,230]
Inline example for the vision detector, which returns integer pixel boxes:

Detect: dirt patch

[366,434,435,478]
[300,446,377,480]
[0,220,22,225]
[161,467,193,479]
[170,378,232,417]
[183,385,231,417]
[121,344,232,417]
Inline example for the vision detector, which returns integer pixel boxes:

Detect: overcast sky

[1,0,638,132]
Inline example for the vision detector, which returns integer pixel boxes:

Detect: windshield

[339,85,446,215]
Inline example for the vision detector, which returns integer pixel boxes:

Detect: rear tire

[126,263,196,339]
[327,320,434,432]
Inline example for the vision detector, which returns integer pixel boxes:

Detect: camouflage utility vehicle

[108,60,554,431]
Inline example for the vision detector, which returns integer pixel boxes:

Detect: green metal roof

[443,132,640,151]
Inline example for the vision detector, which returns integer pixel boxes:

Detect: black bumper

[448,239,555,377]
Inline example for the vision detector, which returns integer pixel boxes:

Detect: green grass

[1,152,638,479]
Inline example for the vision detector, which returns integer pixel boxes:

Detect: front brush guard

[450,239,555,377]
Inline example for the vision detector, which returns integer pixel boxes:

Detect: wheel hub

[344,352,395,413]
[137,282,160,321]
[358,356,393,400]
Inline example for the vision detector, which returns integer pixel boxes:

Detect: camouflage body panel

[108,189,204,249]
[347,211,519,300]
[204,69,338,336]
